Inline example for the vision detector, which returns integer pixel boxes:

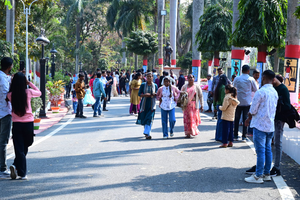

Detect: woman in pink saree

[181,74,204,138]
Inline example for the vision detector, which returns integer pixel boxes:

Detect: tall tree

[196,5,232,67]
[6,0,14,54]
[231,0,287,69]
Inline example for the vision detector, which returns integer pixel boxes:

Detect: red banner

[208,60,212,66]
[158,58,163,65]
[171,59,176,65]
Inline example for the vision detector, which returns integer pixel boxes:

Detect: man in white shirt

[0,57,13,178]
[170,69,177,85]
[244,70,278,184]
[233,65,258,141]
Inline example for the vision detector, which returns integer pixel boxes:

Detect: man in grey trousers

[0,57,13,178]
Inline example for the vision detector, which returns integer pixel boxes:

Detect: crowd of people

[0,55,299,185]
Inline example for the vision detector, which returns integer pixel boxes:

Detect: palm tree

[231,0,244,76]
[196,5,232,67]
[106,0,154,70]
[63,0,90,73]
[192,0,204,81]
[6,0,14,54]
[231,0,287,67]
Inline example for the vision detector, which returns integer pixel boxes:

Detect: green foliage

[31,97,43,117]
[46,80,65,96]
[0,40,20,74]
[2,0,12,9]
[231,0,287,48]
[46,70,70,84]
[98,58,108,70]
[178,51,192,70]
[125,30,158,57]
[196,5,232,52]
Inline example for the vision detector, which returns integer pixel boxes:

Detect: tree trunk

[274,48,280,73]
[231,0,244,77]
[134,54,138,70]
[170,0,178,67]
[121,35,127,69]
[158,0,165,74]
[192,0,204,80]
[6,0,15,54]
[75,17,80,73]
[152,15,157,70]
[214,51,220,66]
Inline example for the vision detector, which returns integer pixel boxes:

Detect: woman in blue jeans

[156,77,180,138]
[213,75,228,142]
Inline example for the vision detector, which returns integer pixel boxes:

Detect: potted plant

[46,80,65,113]
[31,97,43,130]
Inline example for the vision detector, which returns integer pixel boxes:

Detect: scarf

[140,82,156,112]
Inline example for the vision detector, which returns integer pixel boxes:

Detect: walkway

[0,97,298,199]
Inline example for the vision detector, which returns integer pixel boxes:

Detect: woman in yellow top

[130,72,142,115]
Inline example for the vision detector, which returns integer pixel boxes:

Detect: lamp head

[36,28,50,45]
[50,43,58,54]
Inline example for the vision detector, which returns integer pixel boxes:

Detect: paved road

[0,97,296,199]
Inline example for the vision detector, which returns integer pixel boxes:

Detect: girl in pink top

[7,72,41,180]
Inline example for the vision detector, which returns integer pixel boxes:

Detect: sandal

[185,135,191,138]
[219,144,228,148]
[228,142,233,147]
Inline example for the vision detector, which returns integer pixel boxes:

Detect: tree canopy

[231,0,287,48]
[196,5,232,52]
[125,30,158,57]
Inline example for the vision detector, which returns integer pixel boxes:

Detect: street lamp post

[36,28,50,118]
[45,56,49,75]
[20,0,39,80]
[50,44,57,80]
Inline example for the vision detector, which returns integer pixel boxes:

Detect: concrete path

[0,97,295,200]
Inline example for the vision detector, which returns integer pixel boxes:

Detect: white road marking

[7,116,74,160]
[245,138,295,200]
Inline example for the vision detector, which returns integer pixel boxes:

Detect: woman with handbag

[181,74,204,138]
[156,77,180,138]
[136,73,158,140]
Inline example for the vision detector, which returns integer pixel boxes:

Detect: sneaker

[145,135,152,140]
[270,167,281,177]
[242,137,247,141]
[93,115,99,118]
[163,136,168,139]
[233,137,238,141]
[170,133,174,137]
[10,165,17,180]
[245,174,263,184]
[103,109,108,111]
[75,115,80,118]
[246,165,256,174]
[107,101,110,104]
[80,115,87,118]
[0,170,10,179]
[18,176,28,180]
[263,174,272,181]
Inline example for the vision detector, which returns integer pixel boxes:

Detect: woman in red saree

[181,74,204,138]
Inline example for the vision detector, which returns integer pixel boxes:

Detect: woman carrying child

[219,84,240,148]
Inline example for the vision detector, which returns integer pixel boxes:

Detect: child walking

[72,84,78,114]
[219,84,240,148]
[7,72,42,180]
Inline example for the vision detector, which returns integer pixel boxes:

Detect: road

[0,97,297,200]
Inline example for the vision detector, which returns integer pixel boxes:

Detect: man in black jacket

[271,75,291,176]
